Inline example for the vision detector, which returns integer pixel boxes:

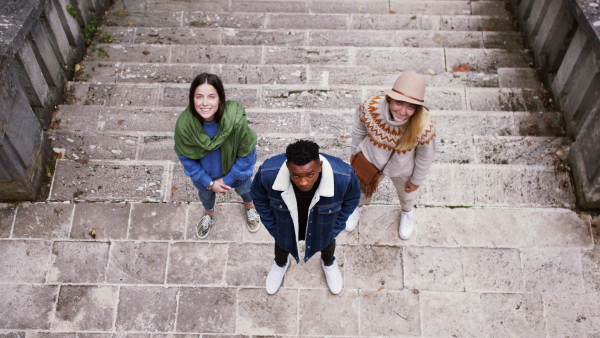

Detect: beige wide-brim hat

[384,71,427,109]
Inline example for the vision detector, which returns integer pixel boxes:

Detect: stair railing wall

[509,0,600,210]
[0,0,111,200]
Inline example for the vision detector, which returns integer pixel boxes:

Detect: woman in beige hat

[346,71,436,239]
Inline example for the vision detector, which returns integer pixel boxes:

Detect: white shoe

[345,206,363,232]
[266,258,289,295]
[321,259,343,295]
[399,209,415,240]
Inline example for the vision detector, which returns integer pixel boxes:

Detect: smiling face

[286,159,323,192]
[389,99,417,122]
[193,83,220,122]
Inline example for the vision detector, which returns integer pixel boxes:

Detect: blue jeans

[195,179,253,211]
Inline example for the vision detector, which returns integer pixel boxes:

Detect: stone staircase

[3,0,598,336]
[49,1,575,209]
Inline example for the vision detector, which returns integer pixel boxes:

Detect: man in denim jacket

[250,140,360,295]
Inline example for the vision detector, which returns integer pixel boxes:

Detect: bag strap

[380,137,402,172]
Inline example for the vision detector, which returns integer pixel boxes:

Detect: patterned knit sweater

[350,95,436,186]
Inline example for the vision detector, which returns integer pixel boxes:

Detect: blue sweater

[178,120,257,189]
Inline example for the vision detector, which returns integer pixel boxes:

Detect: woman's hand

[211,178,231,193]
[404,181,419,193]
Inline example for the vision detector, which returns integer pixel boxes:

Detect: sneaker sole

[247,223,260,233]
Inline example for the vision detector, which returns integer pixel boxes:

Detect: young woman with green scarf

[174,73,260,239]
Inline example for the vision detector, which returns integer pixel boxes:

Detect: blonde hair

[386,96,431,152]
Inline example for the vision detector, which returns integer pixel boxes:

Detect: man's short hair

[286,140,320,166]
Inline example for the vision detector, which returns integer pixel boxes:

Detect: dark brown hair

[189,73,226,124]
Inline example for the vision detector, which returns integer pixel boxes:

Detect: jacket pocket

[316,203,341,225]
[270,200,293,225]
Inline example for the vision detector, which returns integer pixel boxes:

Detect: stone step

[63,82,552,112]
[48,159,574,208]
[52,106,564,137]
[103,11,514,31]
[109,1,511,16]
[81,44,532,75]
[6,201,591,250]
[48,127,570,167]
[101,26,523,49]
[76,62,543,90]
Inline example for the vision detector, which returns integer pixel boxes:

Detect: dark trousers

[275,238,336,267]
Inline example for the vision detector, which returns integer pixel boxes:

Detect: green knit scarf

[174,100,257,175]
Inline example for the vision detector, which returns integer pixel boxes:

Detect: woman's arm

[410,135,436,187]
[350,105,368,156]
[178,155,212,188]
[222,148,257,186]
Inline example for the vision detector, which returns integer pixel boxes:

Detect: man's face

[286,160,323,192]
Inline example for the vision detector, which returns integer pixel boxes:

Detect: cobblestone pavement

[1,0,599,337]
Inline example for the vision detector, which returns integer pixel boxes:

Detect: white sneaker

[399,209,415,240]
[266,258,289,295]
[321,259,343,295]
[345,206,363,232]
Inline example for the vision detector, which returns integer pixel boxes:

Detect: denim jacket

[250,153,360,263]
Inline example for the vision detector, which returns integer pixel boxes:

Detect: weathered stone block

[265,46,350,66]
[224,28,306,46]
[171,45,261,64]
[71,202,130,240]
[149,0,228,12]
[354,48,445,73]
[522,247,585,293]
[49,131,139,160]
[116,286,178,332]
[129,202,186,240]
[421,291,484,337]
[105,10,182,27]
[107,241,169,283]
[43,0,74,65]
[0,207,15,238]
[50,160,167,201]
[98,106,180,133]
[344,244,403,290]
[53,286,118,331]
[13,202,74,239]
[225,242,272,287]
[481,293,546,337]
[48,241,110,283]
[310,30,395,47]
[0,240,53,282]
[53,105,101,131]
[184,12,266,29]
[360,290,420,335]
[0,284,58,330]
[167,242,228,284]
[298,289,359,336]
[232,1,306,13]
[404,246,464,291]
[221,64,306,85]
[86,44,170,63]
[543,293,600,336]
[30,21,64,88]
[138,135,178,162]
[309,0,389,14]
[176,287,236,333]
[237,288,298,334]
[582,249,600,292]
[463,247,524,292]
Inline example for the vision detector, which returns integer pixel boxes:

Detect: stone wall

[509,0,600,209]
[0,0,111,200]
